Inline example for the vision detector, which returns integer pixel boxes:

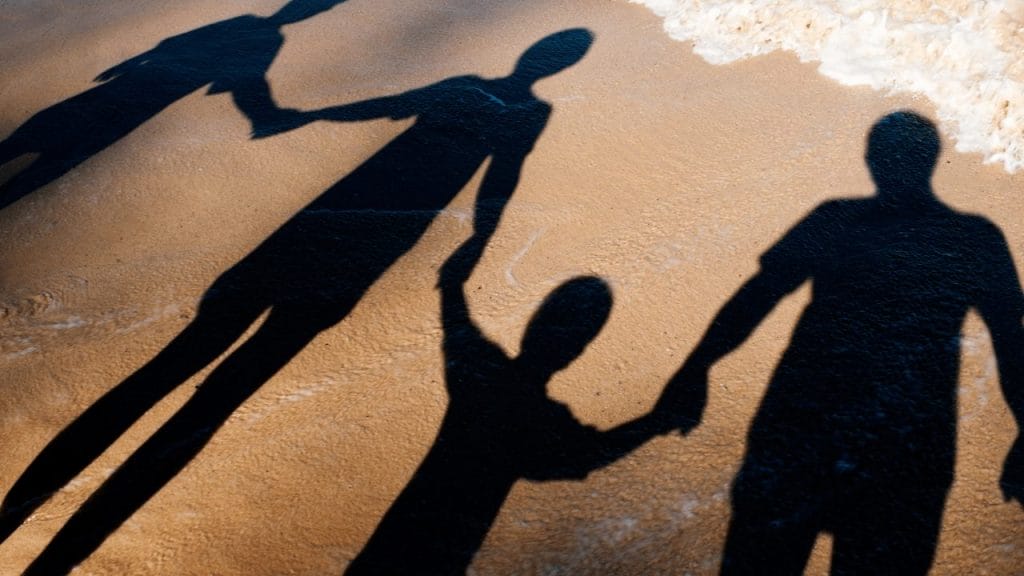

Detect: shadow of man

[656,111,1024,575]
[5,28,596,575]
[344,233,668,575]
[0,0,346,210]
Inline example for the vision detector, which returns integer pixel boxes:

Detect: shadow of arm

[252,81,443,139]
[438,233,507,397]
[977,226,1024,506]
[232,76,304,138]
[655,198,817,433]
[522,410,668,481]
[315,81,442,123]
[437,127,534,380]
[473,142,532,240]
[94,52,152,82]
[655,268,801,433]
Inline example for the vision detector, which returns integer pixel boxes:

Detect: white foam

[631,0,1024,173]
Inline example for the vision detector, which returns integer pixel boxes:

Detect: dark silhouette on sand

[0,0,346,210]
[345,236,667,575]
[656,111,1024,575]
[6,28,596,575]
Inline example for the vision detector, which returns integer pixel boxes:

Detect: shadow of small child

[344,235,671,575]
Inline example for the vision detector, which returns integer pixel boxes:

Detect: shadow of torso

[4,73,552,576]
[0,16,284,206]
[210,75,549,324]
[737,197,1011,549]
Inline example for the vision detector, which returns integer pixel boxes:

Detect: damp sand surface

[0,1,1023,574]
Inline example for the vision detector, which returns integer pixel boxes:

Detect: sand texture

[1,0,1022,574]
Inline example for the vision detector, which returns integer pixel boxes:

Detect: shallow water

[631,0,1024,173]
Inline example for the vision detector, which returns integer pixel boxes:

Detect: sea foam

[630,0,1024,173]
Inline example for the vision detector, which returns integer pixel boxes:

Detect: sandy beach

[1,0,1022,574]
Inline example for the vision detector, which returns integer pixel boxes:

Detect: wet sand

[1,0,1022,574]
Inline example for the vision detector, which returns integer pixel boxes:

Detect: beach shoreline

[1,1,1022,574]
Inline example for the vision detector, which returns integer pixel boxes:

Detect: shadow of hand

[653,362,707,436]
[1000,436,1024,508]
[439,236,487,288]
[251,108,314,139]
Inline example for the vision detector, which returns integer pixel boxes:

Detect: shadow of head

[866,110,941,198]
[513,28,595,83]
[268,0,347,26]
[517,276,612,376]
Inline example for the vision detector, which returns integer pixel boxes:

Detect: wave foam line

[631,0,1024,173]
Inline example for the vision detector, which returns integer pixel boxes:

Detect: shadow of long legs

[3,28,598,574]
[828,482,946,576]
[0,298,264,542]
[22,305,324,576]
[0,136,26,173]
[0,134,96,208]
[719,467,948,576]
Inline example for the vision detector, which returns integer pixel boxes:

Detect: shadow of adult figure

[345,232,668,576]
[656,111,1024,575]
[0,0,346,210]
[6,29,596,575]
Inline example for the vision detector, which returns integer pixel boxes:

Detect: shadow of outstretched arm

[253,80,443,139]
[94,51,152,83]
[521,410,671,482]
[314,91,421,122]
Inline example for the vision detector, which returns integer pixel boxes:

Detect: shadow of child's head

[517,276,612,377]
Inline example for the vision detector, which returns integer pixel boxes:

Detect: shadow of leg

[829,484,946,576]
[720,478,820,576]
[0,152,73,210]
[21,306,323,575]
[0,135,36,208]
[0,299,262,544]
[0,135,27,167]
[720,506,818,576]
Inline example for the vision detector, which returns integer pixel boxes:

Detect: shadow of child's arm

[522,409,674,482]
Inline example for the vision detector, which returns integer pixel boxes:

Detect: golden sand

[1,0,1022,574]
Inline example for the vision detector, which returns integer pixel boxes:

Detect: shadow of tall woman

[344,234,668,575]
[656,111,1024,575]
[0,0,347,210]
[6,29,596,575]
